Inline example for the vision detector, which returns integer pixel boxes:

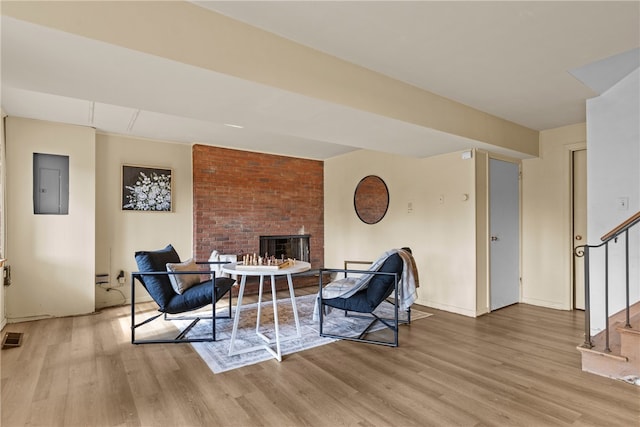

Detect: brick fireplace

[192,145,324,292]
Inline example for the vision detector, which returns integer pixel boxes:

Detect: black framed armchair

[317,249,417,347]
[131,244,235,344]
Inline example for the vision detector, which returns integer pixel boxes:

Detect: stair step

[578,345,637,379]
[576,346,629,362]
[577,345,628,362]
[608,301,640,325]
[578,301,640,379]
[616,323,640,336]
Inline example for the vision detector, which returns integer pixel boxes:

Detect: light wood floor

[2,286,639,427]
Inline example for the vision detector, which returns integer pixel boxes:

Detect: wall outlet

[116,270,126,286]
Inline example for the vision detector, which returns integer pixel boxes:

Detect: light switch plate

[617,197,629,210]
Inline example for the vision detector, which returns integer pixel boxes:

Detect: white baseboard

[521,297,569,310]
[5,314,55,323]
[420,300,478,317]
[95,286,152,310]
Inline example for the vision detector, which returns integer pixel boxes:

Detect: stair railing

[574,211,640,350]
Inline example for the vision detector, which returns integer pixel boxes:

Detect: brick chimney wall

[192,145,324,269]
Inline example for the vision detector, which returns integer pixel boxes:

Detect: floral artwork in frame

[122,165,172,211]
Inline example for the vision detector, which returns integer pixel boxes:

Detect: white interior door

[490,159,520,311]
[573,149,587,310]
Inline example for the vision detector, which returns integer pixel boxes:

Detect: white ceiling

[2,1,639,160]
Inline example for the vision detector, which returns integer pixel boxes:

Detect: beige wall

[1,114,593,320]
[521,123,586,310]
[5,117,96,320]
[324,149,479,316]
[1,110,6,329]
[95,133,193,309]
[474,150,490,315]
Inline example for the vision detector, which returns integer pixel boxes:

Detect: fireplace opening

[259,234,310,263]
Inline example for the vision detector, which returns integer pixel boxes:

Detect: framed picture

[122,165,172,211]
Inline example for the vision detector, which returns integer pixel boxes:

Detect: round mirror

[354,175,389,224]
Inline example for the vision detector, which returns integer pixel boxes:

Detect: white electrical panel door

[33,153,69,215]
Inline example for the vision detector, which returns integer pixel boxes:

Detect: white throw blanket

[313,248,419,319]
[208,250,238,280]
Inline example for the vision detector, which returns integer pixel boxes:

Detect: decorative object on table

[174,294,432,373]
[236,253,296,271]
[131,244,235,344]
[122,164,172,211]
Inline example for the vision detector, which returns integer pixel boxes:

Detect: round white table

[222,261,311,362]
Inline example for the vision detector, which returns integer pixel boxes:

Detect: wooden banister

[601,211,640,242]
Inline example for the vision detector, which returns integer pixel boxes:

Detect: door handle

[490,236,499,241]
[575,235,582,241]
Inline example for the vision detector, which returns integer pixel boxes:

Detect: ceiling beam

[2,0,539,156]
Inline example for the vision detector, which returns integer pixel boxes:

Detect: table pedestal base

[228,273,301,362]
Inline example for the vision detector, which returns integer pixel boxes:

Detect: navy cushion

[134,244,181,310]
[324,289,371,313]
[324,253,403,313]
[366,253,402,306]
[164,277,235,314]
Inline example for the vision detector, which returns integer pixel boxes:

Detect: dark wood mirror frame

[353,175,389,224]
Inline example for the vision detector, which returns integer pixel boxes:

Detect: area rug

[176,294,432,373]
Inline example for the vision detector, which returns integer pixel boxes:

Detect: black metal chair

[131,244,235,344]
[318,251,410,347]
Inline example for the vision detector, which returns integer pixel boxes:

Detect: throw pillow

[135,244,181,309]
[166,258,200,295]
